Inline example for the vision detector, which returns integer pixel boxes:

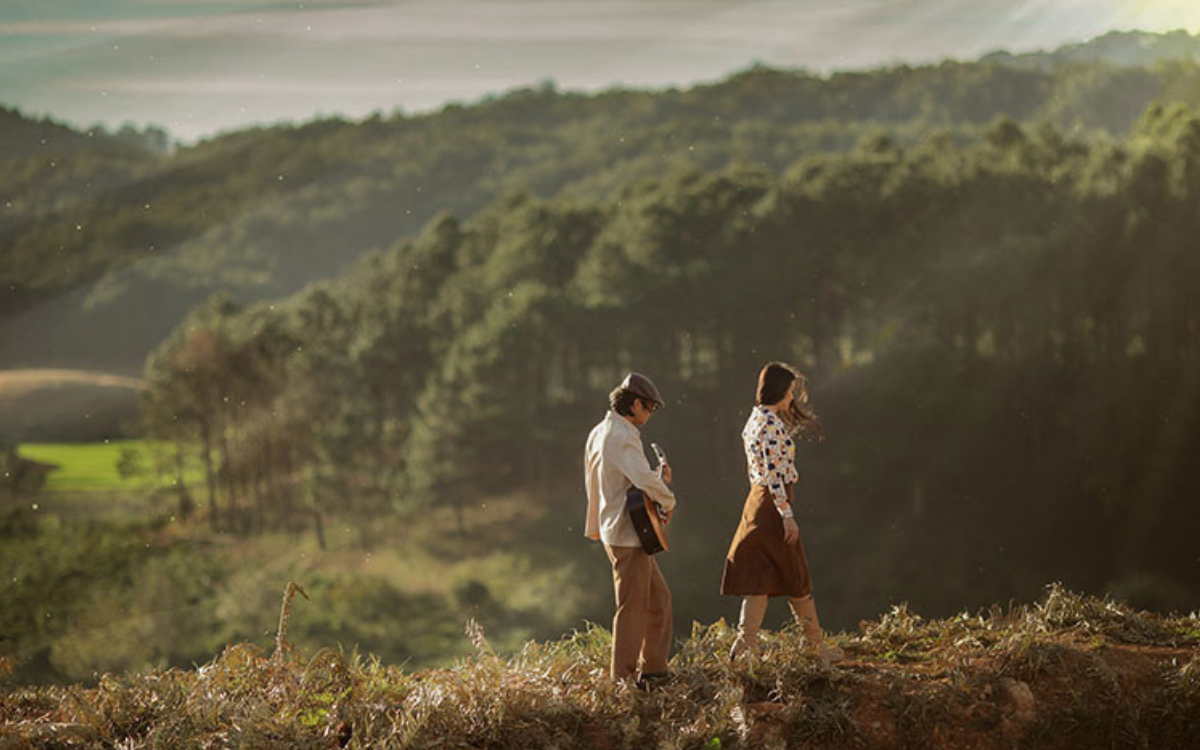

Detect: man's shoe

[636,671,671,690]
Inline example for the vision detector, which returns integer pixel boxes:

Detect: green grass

[17,440,201,493]
[0,490,596,685]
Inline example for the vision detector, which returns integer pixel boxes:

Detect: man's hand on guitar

[654,457,673,524]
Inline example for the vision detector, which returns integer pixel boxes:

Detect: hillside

[126,104,1200,633]
[0,369,142,442]
[1,585,1197,749]
[0,106,167,162]
[984,29,1200,69]
[4,31,1200,374]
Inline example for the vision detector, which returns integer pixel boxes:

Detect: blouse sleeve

[749,415,794,518]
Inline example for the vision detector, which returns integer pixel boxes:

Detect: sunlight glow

[1116,0,1200,30]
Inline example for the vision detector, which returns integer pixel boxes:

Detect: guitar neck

[650,442,668,468]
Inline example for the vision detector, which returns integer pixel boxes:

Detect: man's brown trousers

[604,544,672,680]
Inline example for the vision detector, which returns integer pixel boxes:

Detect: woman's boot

[789,595,844,664]
[729,595,768,660]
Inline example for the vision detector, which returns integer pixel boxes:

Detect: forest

[133,105,1200,647]
[4,37,1200,374]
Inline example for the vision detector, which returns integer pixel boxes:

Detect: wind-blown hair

[757,362,826,442]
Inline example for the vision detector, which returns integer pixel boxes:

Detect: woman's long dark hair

[756,362,826,442]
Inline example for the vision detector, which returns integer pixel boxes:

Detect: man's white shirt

[584,410,676,547]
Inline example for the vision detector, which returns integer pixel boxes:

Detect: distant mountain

[0,106,107,160]
[2,31,1200,376]
[0,105,168,161]
[983,29,1200,69]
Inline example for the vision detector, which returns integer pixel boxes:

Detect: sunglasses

[640,399,660,413]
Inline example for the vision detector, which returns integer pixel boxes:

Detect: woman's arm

[750,418,794,519]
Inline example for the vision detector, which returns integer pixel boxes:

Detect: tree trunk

[199,421,220,531]
[174,447,194,521]
[219,428,237,532]
[454,500,467,536]
[359,519,372,551]
[314,509,327,551]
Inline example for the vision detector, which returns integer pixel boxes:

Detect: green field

[18,440,199,493]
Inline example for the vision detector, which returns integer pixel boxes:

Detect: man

[584,372,676,686]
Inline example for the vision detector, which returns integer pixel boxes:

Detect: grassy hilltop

[1,585,1198,749]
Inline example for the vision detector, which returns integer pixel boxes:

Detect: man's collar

[607,409,640,434]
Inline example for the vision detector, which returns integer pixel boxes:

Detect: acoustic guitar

[626,442,670,555]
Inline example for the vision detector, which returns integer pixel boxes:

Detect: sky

[2,0,1199,143]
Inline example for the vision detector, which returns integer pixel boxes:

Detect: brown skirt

[720,484,813,598]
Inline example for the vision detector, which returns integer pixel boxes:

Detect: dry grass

[2,583,1198,749]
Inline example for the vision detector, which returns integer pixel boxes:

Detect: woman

[720,362,843,662]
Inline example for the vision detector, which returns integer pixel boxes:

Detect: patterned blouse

[742,405,798,518]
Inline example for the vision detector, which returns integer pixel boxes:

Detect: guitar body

[626,487,669,554]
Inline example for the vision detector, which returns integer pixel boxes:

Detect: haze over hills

[2,29,1199,379]
[0,106,171,160]
[982,28,1200,67]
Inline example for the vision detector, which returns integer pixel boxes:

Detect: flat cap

[620,372,663,407]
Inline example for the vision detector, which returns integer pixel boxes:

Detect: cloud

[0,0,1138,50]
[0,18,201,35]
[62,75,527,95]
[1,3,704,42]
[2,0,1181,142]
[0,2,947,44]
